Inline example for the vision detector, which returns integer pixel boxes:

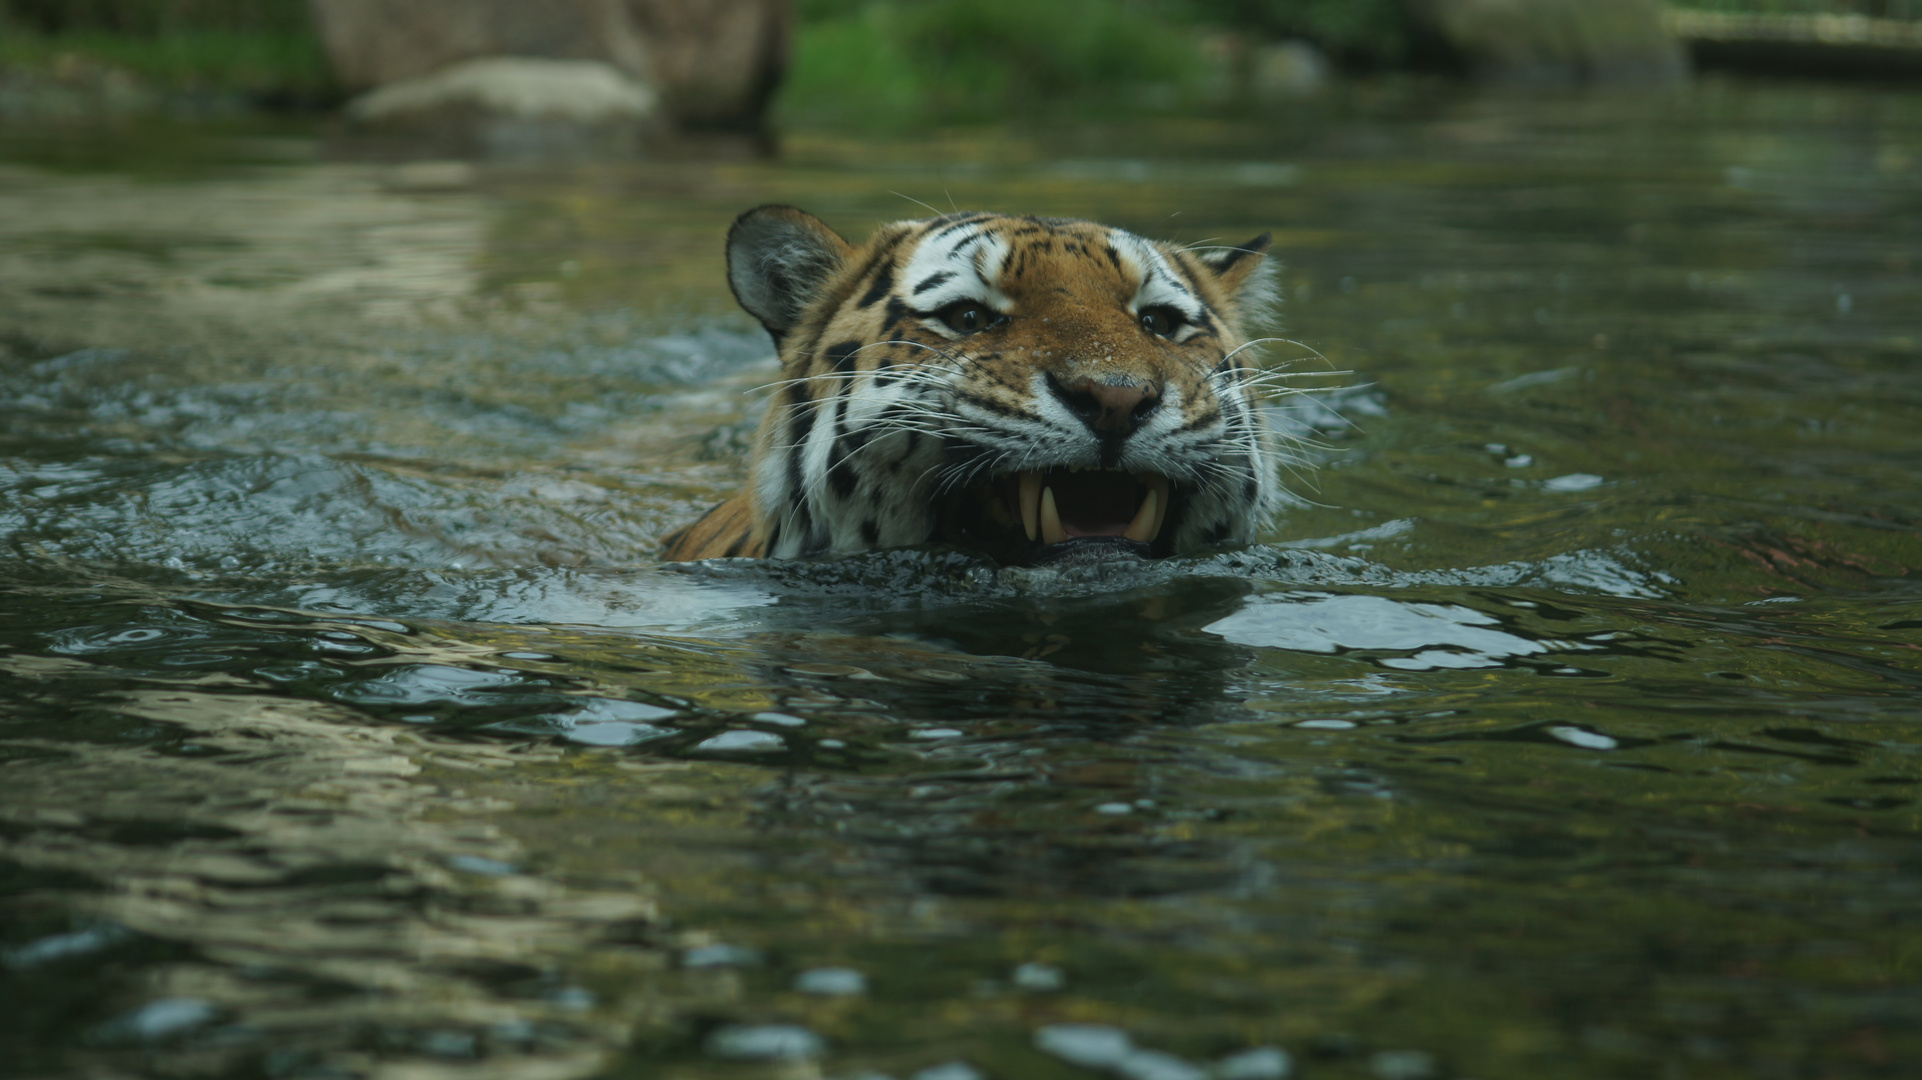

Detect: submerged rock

[342,57,660,160]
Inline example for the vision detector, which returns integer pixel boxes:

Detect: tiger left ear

[727,205,855,345]
[1196,233,1275,313]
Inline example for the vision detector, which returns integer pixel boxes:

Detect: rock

[622,0,793,130]
[1409,0,1687,85]
[342,57,660,160]
[308,0,633,90]
[1248,40,1330,99]
[308,0,790,131]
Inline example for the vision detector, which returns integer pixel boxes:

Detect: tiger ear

[727,205,854,342]
[1195,232,1276,316]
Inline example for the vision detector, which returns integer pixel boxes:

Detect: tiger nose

[1050,375,1161,436]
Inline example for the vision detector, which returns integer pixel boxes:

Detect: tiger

[661,205,1287,566]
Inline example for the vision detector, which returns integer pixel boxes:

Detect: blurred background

[0,0,1917,135]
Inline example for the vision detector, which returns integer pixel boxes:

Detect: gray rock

[342,57,659,160]
[1249,40,1330,99]
[309,0,790,130]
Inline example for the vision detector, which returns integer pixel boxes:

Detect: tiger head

[662,205,1287,566]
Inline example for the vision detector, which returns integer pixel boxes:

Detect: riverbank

[2,2,1920,126]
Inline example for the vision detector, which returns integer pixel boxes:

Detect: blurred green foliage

[0,0,331,100]
[0,30,333,100]
[784,0,1206,124]
[5,0,1920,118]
[0,0,312,35]
[1174,0,1418,66]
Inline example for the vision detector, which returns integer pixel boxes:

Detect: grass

[781,0,1208,126]
[0,0,331,103]
[1175,0,1418,67]
[0,0,311,35]
[0,25,335,102]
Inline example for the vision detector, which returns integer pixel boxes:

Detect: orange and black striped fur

[662,205,1284,565]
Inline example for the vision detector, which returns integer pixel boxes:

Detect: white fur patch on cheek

[840,370,922,432]
[800,399,838,501]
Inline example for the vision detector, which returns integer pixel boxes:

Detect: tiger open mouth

[934,467,1178,565]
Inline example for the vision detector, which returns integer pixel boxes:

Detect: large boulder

[1408,0,1687,84]
[621,0,791,130]
[307,0,790,131]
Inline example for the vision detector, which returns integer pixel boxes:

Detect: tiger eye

[939,302,993,335]
[1139,306,1184,337]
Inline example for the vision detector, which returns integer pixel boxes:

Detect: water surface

[1,83,1919,1080]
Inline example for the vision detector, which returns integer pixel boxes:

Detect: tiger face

[662,205,1285,565]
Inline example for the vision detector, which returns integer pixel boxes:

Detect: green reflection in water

[1,78,1920,1080]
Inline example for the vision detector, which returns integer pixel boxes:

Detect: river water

[1,79,1918,1080]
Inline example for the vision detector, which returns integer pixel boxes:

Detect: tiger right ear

[727,205,854,343]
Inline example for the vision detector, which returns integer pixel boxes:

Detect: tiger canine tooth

[1146,475,1170,539]
[1123,488,1160,543]
[1039,486,1067,546]
[1019,471,1041,542]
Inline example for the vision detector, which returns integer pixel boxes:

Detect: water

[1,81,1918,1079]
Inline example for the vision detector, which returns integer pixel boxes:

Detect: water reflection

[0,651,656,1078]
[1204,591,1584,671]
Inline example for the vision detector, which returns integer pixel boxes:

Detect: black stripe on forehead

[851,233,911,312]
[1145,260,1197,298]
[931,216,989,242]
